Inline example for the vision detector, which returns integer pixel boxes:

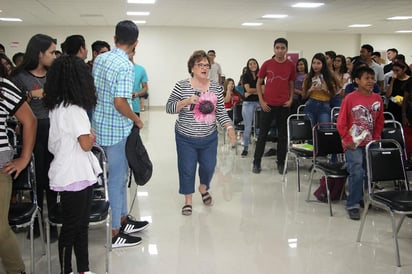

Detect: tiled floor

[2,108,412,274]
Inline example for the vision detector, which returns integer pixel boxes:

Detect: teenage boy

[252,37,296,174]
[92,20,148,248]
[337,66,384,220]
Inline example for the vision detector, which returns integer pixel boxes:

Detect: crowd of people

[1,25,412,273]
[0,20,150,274]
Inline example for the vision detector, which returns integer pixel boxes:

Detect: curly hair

[43,55,96,110]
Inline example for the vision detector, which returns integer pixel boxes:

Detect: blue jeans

[103,138,128,230]
[241,101,260,150]
[175,131,217,195]
[345,146,366,209]
[304,98,331,127]
[329,94,342,109]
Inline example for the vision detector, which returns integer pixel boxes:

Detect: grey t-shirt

[11,70,48,119]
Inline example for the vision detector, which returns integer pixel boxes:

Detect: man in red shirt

[253,38,296,174]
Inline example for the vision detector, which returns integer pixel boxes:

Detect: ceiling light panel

[242,22,263,26]
[128,0,156,3]
[127,11,150,16]
[387,16,412,20]
[348,24,371,28]
[292,2,324,8]
[262,14,288,19]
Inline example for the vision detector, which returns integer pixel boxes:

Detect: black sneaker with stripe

[112,231,142,248]
[121,215,149,234]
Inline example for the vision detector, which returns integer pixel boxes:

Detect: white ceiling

[0,0,412,34]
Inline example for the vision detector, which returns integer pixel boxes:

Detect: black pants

[59,186,93,274]
[34,118,57,213]
[253,106,289,165]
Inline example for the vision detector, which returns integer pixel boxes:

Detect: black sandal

[182,205,192,216]
[200,191,212,206]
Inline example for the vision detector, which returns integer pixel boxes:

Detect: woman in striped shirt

[166,50,236,216]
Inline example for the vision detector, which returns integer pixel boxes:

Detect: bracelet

[27,90,33,100]
[227,126,234,130]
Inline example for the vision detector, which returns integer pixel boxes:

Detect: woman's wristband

[227,125,234,130]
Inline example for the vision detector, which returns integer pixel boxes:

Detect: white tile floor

[3,108,412,274]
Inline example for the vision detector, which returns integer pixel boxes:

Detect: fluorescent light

[127,11,150,16]
[292,2,324,8]
[396,30,412,33]
[242,22,263,26]
[262,14,288,19]
[128,0,156,3]
[148,244,158,255]
[0,17,22,22]
[133,20,147,24]
[387,16,412,20]
[348,24,371,28]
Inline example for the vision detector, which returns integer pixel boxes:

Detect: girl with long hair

[303,53,340,126]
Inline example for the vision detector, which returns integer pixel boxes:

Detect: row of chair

[8,142,111,274]
[281,107,412,267]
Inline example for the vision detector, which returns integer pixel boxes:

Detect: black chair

[306,123,348,216]
[224,103,243,153]
[330,107,340,123]
[381,120,408,158]
[8,152,46,274]
[282,114,313,192]
[297,104,306,115]
[383,111,395,122]
[46,145,111,274]
[357,139,412,267]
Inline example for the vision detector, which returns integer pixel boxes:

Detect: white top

[48,104,102,189]
[208,63,222,83]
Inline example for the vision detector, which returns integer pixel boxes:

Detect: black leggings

[59,186,93,274]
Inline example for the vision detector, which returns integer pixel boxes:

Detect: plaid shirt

[92,48,134,146]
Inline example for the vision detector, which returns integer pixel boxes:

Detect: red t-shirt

[257,58,296,106]
[337,91,384,149]
[224,94,241,109]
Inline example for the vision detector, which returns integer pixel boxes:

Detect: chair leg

[128,186,139,215]
[390,212,402,267]
[356,201,370,242]
[37,210,46,256]
[396,215,406,235]
[46,220,51,274]
[30,218,34,274]
[306,167,316,201]
[282,153,289,182]
[296,158,300,192]
[325,177,333,216]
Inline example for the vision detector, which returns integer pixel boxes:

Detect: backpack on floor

[313,176,346,202]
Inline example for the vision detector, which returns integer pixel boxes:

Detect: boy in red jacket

[337,66,384,220]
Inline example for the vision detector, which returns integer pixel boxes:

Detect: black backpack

[125,126,153,186]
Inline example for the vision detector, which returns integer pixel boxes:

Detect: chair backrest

[313,123,343,157]
[330,107,340,123]
[383,111,395,122]
[381,120,408,159]
[297,104,305,115]
[287,114,312,145]
[366,140,409,195]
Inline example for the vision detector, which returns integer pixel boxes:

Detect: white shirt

[208,63,222,83]
[48,104,101,189]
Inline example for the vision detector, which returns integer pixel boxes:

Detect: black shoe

[277,163,285,174]
[121,215,150,234]
[241,150,248,157]
[252,163,261,174]
[347,208,360,220]
[112,231,142,248]
[264,148,277,157]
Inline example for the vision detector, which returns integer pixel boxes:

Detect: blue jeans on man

[103,137,129,230]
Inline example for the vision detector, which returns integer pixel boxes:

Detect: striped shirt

[166,78,232,137]
[92,48,134,146]
[0,78,25,153]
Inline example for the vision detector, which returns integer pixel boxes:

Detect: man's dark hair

[91,40,111,53]
[207,50,216,55]
[361,44,374,53]
[12,52,24,66]
[372,51,381,58]
[115,20,139,45]
[387,48,398,55]
[61,35,86,55]
[0,43,5,53]
[274,37,288,48]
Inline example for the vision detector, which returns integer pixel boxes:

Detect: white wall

[1,26,411,107]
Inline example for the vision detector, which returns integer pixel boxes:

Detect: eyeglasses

[195,63,211,69]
